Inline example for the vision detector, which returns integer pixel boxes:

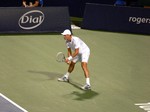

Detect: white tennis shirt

[66,36,90,54]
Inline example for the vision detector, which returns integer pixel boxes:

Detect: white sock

[86,78,90,86]
[64,72,70,78]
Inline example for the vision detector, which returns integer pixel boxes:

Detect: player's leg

[81,62,91,87]
[58,56,78,82]
[65,61,76,78]
[81,62,90,78]
[58,62,76,82]
[80,51,91,90]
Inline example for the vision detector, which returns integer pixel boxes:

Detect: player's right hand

[65,58,71,65]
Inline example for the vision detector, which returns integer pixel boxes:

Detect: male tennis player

[58,29,91,90]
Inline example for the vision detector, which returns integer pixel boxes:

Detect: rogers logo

[18,10,44,30]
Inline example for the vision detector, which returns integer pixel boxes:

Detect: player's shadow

[68,80,99,101]
[28,70,99,100]
[71,90,99,101]
[68,79,83,90]
[28,70,62,80]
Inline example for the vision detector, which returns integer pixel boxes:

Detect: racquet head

[56,52,65,62]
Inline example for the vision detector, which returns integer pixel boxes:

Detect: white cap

[61,29,71,35]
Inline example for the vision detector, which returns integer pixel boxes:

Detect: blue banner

[0,7,71,33]
[82,3,150,35]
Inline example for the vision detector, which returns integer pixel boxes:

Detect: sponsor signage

[0,7,71,33]
[82,4,150,35]
[18,10,45,30]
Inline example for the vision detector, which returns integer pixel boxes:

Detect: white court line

[0,93,28,112]
[135,102,150,105]
[135,102,150,112]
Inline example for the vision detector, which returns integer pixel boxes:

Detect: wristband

[67,56,73,61]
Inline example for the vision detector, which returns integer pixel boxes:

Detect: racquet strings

[56,52,65,62]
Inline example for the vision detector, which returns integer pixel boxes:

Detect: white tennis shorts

[72,50,90,63]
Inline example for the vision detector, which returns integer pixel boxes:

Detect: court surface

[0,29,150,112]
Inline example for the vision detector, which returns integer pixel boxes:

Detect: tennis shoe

[81,84,91,90]
[58,76,69,82]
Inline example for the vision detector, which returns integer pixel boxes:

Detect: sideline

[0,93,28,112]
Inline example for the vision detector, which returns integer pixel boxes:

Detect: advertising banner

[82,3,150,35]
[0,7,71,33]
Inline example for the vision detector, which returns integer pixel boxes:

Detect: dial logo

[18,10,44,30]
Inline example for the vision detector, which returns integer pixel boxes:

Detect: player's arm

[71,38,80,58]
[67,48,72,57]
[66,48,79,62]
[72,48,79,58]
[65,48,72,64]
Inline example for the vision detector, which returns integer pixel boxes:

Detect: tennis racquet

[56,52,66,62]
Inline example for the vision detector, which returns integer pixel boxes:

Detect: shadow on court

[71,90,99,101]
[28,70,62,80]
[28,70,99,100]
[68,80,99,101]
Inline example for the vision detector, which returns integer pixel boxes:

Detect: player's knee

[70,61,76,66]
[81,62,87,69]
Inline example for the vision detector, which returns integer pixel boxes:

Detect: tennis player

[58,29,91,90]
